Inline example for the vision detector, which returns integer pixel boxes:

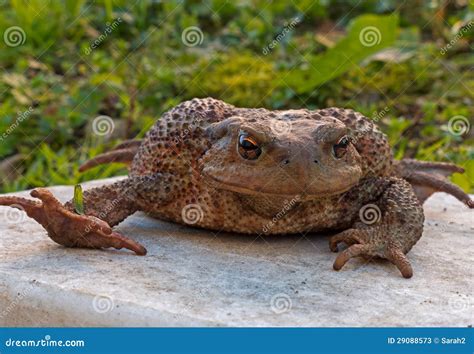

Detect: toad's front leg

[0,174,174,255]
[329,178,424,278]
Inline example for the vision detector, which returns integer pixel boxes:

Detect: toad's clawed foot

[0,188,147,255]
[328,178,424,279]
[329,228,413,278]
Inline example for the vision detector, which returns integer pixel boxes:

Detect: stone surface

[0,177,472,327]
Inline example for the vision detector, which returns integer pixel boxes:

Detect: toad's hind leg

[0,174,174,255]
[393,159,473,208]
[330,178,424,278]
[78,139,142,172]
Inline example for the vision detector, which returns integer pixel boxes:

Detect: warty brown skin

[1,98,472,278]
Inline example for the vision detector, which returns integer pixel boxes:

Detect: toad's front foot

[330,227,413,278]
[329,177,424,278]
[0,188,147,255]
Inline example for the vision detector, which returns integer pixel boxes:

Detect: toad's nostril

[283,159,290,165]
[314,160,319,164]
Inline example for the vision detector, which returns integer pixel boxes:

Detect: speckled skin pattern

[1,98,472,278]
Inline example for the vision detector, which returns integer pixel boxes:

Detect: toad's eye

[333,136,350,159]
[238,133,262,160]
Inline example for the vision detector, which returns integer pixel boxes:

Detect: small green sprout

[73,184,85,215]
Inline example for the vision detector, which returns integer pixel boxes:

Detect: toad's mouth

[202,172,358,199]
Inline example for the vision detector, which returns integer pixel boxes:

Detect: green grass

[0,0,473,193]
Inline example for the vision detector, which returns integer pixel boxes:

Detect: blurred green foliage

[0,0,472,192]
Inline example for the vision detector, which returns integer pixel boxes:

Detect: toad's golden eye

[333,135,350,159]
[238,133,262,160]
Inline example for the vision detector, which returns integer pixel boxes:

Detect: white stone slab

[0,178,472,326]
